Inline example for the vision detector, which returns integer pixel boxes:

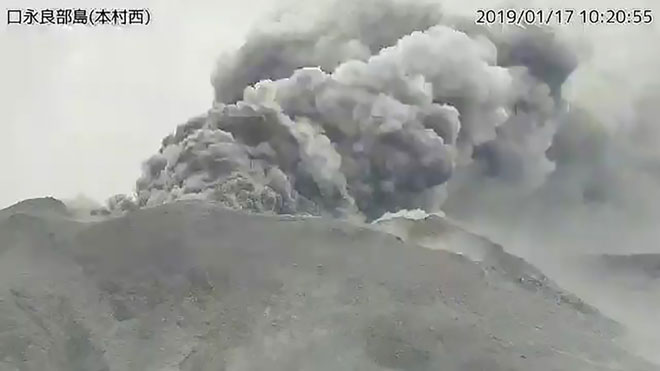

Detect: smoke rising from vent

[86,0,660,363]
[125,0,578,220]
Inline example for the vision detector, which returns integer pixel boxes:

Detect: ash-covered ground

[0,197,657,371]
[3,0,660,369]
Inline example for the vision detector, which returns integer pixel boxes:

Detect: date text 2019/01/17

[476,9,654,26]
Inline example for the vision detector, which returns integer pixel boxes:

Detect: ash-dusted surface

[0,199,656,371]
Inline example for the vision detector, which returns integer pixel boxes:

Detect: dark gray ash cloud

[124,0,578,220]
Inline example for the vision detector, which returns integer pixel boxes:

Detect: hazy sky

[1,0,658,209]
[0,0,279,208]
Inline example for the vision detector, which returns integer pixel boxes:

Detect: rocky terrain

[0,198,657,370]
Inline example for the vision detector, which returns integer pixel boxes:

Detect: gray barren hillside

[0,198,657,371]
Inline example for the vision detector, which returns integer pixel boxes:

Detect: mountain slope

[0,199,656,371]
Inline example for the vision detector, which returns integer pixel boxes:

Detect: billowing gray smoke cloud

[129,0,577,220]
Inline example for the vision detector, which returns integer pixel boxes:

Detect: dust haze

[128,0,660,364]
[2,0,660,369]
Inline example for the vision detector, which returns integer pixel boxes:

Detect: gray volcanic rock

[373,214,605,318]
[0,197,70,219]
[0,199,657,370]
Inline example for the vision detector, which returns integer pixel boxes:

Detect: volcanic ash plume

[129,1,576,220]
